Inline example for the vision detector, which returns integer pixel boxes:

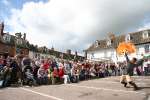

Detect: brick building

[0,22,16,56]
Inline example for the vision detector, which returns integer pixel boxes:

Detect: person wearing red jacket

[43,60,50,70]
[59,66,64,79]
[52,67,59,84]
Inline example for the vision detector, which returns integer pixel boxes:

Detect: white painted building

[85,29,150,62]
[29,51,54,59]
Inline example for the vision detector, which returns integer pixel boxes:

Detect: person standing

[120,53,144,90]
[143,59,149,76]
[64,61,71,84]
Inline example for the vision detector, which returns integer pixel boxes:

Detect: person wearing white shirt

[143,59,149,76]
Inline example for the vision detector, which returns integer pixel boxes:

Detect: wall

[87,43,150,62]
[87,48,116,61]
[136,43,150,56]
[0,42,16,56]
[29,51,55,59]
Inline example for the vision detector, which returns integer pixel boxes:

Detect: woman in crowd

[64,61,71,84]
[71,63,80,83]
[2,63,12,87]
[52,67,59,84]
[10,58,19,84]
[0,56,4,70]
[37,64,48,85]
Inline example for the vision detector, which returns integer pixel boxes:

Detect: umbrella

[117,42,136,55]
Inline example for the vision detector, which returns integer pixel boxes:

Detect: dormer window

[142,30,149,39]
[125,34,131,42]
[3,34,11,42]
[91,53,94,59]
[107,39,111,46]
[95,40,100,47]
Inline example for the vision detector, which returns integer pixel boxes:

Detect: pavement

[0,76,150,100]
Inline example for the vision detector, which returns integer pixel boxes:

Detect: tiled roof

[86,29,150,52]
[86,35,125,52]
[129,29,150,45]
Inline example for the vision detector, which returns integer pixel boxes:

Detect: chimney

[84,51,87,59]
[51,46,54,51]
[66,49,71,55]
[75,51,78,56]
[23,33,26,40]
[0,22,4,36]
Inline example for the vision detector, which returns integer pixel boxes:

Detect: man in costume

[120,53,144,90]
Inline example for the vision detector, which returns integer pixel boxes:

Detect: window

[95,40,100,47]
[91,53,95,59]
[143,31,149,39]
[3,34,11,42]
[145,45,149,53]
[125,34,130,42]
[107,39,111,46]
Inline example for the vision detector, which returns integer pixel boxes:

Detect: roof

[129,29,150,45]
[86,35,125,52]
[86,29,150,52]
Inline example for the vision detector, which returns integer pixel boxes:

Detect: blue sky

[0,0,150,54]
[0,0,48,9]
[0,0,48,31]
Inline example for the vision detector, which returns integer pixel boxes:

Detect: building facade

[0,22,16,56]
[85,29,150,62]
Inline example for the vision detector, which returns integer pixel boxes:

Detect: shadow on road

[139,86,150,90]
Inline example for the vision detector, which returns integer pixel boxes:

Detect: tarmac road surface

[0,76,150,100]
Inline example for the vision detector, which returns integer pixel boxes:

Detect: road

[0,76,150,100]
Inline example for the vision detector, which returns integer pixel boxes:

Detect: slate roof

[129,29,150,45]
[86,29,150,52]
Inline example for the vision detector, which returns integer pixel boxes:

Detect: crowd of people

[0,54,149,88]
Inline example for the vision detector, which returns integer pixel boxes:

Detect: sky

[0,0,150,54]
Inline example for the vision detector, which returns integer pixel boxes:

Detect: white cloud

[138,23,150,31]
[6,0,150,53]
[2,0,10,6]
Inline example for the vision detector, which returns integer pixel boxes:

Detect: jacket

[125,53,144,76]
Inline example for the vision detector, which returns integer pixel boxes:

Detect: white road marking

[88,80,147,85]
[148,95,150,100]
[21,87,64,100]
[137,79,150,81]
[67,84,146,95]
[101,76,150,80]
